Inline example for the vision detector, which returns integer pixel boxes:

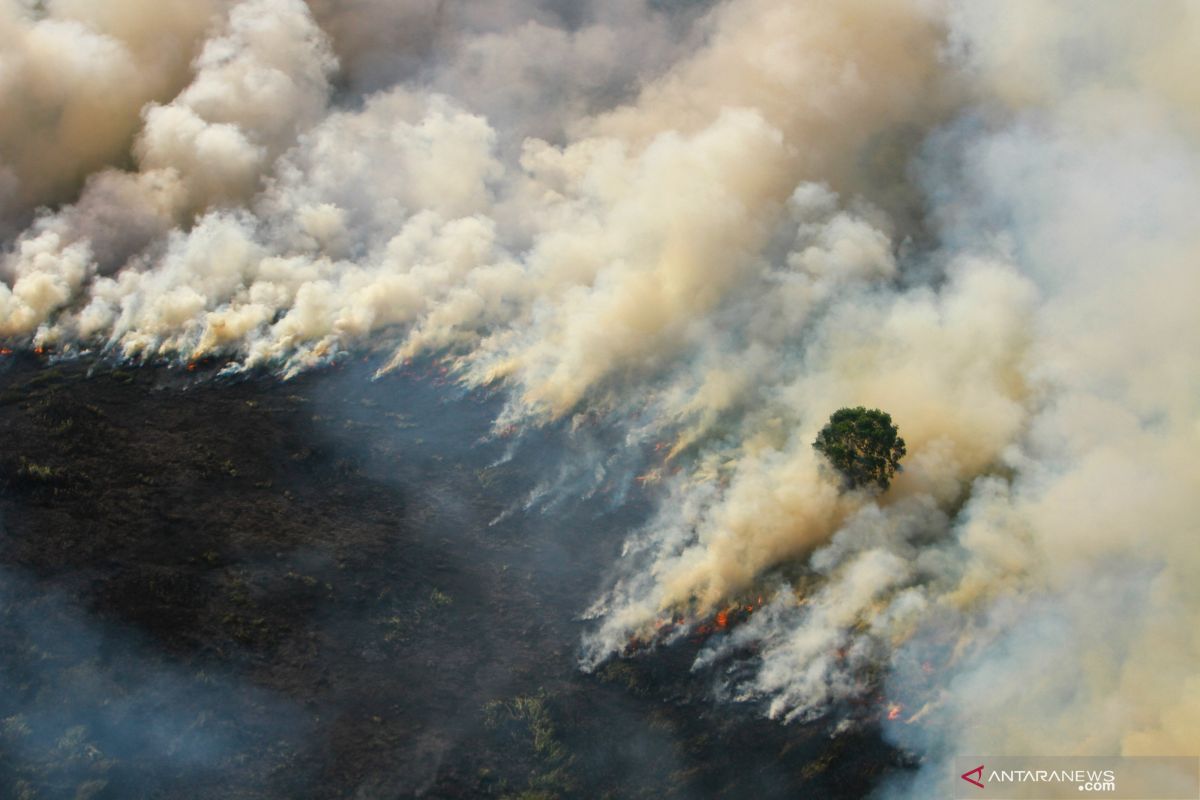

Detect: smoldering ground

[2,0,1199,797]
[0,561,312,797]
[0,353,898,798]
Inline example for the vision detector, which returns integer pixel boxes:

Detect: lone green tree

[813,407,906,491]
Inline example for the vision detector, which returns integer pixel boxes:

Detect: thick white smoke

[0,0,229,232]
[1,0,1197,793]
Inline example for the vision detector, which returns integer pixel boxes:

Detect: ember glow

[2,0,1198,797]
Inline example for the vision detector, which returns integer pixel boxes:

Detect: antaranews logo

[951,756,1198,799]
[958,764,1115,795]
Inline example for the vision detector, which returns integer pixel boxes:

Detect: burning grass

[0,356,904,798]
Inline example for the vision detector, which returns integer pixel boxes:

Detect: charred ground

[0,353,902,799]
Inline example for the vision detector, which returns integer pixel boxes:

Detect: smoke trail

[1,0,1197,792]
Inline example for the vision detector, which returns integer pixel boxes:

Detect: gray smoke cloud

[1,0,1197,793]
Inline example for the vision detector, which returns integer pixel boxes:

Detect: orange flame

[887,703,903,721]
[635,468,662,485]
[715,609,730,629]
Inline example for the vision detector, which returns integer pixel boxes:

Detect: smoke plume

[1,0,1197,792]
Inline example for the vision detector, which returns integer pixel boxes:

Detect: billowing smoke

[0,0,230,233]
[2,0,1198,792]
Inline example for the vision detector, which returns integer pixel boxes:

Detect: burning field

[3,0,1200,798]
[0,352,899,797]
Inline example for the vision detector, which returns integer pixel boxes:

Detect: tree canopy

[812,407,906,491]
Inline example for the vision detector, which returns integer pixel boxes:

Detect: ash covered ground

[0,352,901,799]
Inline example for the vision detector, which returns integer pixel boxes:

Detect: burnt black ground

[0,352,904,799]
